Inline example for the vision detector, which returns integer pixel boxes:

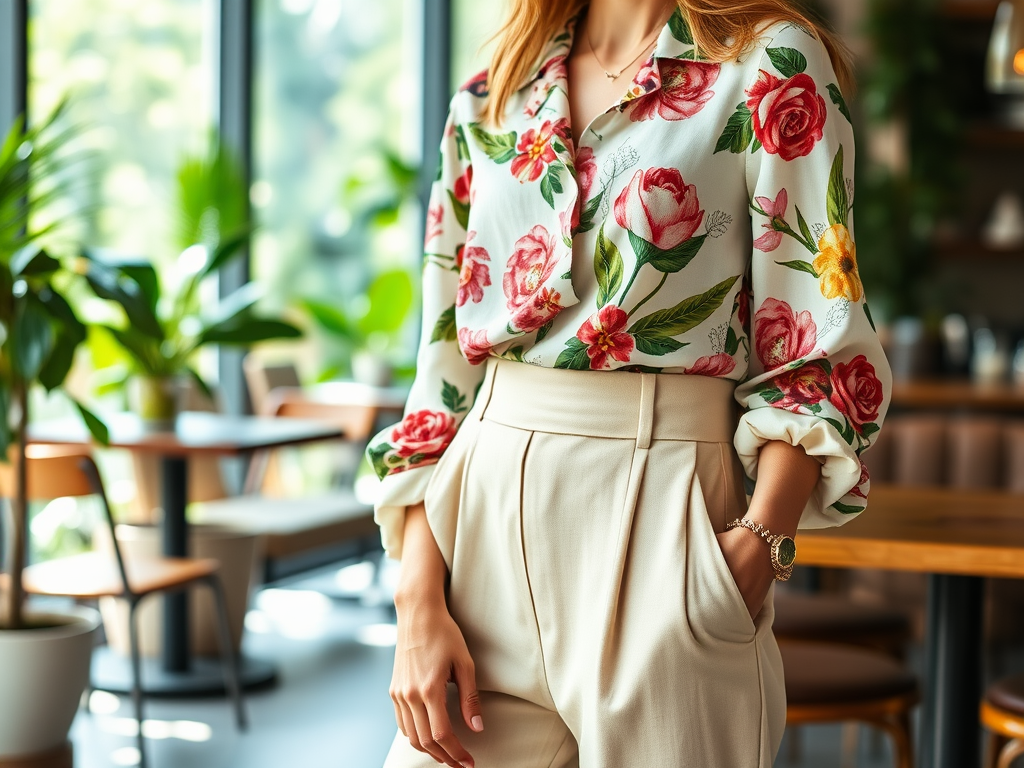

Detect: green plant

[854,0,964,320]
[84,136,301,397]
[1,106,108,630]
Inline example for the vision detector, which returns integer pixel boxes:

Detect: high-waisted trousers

[383,358,785,767]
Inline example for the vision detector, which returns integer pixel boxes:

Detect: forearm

[744,440,821,538]
[393,501,449,611]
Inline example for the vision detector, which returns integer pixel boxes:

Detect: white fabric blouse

[365,10,892,559]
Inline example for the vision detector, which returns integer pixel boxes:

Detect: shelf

[964,122,1024,151]
[940,0,999,20]
[934,238,1024,260]
[892,378,1024,412]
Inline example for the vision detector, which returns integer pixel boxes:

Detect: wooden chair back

[0,446,133,596]
[243,357,301,415]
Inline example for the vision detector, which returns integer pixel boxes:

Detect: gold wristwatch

[725,518,796,581]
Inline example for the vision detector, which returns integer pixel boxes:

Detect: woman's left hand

[716,527,776,620]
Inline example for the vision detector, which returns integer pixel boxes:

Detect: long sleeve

[365,102,488,559]
[733,24,892,529]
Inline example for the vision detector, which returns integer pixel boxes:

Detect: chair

[0,445,247,768]
[191,394,379,582]
[772,591,911,656]
[781,641,918,768]
[981,674,1024,768]
[243,356,301,416]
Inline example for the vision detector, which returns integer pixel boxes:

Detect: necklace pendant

[605,71,619,80]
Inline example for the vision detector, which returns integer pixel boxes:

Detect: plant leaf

[668,8,694,43]
[199,317,303,345]
[714,103,754,154]
[83,257,164,340]
[12,293,54,379]
[826,145,848,228]
[197,226,253,280]
[554,337,592,370]
[10,246,60,277]
[775,259,820,278]
[594,224,624,308]
[430,304,458,343]
[765,46,808,77]
[185,367,215,403]
[628,275,739,338]
[70,397,110,445]
[467,123,518,164]
[303,299,357,340]
[359,269,414,337]
[38,331,80,391]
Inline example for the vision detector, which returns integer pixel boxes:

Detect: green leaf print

[447,191,470,230]
[367,442,393,479]
[775,259,819,278]
[454,124,471,162]
[752,138,762,154]
[536,319,555,343]
[864,303,876,331]
[594,224,624,308]
[831,501,864,515]
[714,103,754,155]
[441,380,469,414]
[765,46,808,78]
[503,345,526,362]
[430,304,458,343]
[633,333,688,356]
[540,172,556,208]
[725,325,739,355]
[796,205,815,251]
[826,145,848,228]
[827,84,852,124]
[554,337,592,370]
[468,122,518,164]
[578,191,603,234]
[860,422,881,438]
[668,9,694,44]
[628,275,739,339]
[646,234,707,273]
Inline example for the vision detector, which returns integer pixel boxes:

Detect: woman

[366,0,889,765]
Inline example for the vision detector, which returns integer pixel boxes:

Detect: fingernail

[471,715,483,732]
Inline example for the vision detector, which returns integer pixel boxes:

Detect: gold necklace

[585,23,662,81]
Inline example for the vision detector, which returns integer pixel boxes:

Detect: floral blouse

[366,10,892,559]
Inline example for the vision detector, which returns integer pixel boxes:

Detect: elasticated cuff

[372,464,436,560]
[733,407,862,529]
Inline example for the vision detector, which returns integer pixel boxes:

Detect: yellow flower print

[812,224,862,302]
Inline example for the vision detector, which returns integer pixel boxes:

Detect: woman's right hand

[391,501,483,767]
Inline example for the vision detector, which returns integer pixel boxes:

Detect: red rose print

[628,60,720,122]
[754,297,817,369]
[425,203,443,245]
[684,353,736,377]
[390,409,457,458]
[575,146,598,202]
[737,274,752,329]
[613,167,704,250]
[850,460,870,499]
[829,355,884,434]
[577,305,635,370]
[510,120,560,182]
[456,232,491,307]
[504,225,564,331]
[771,363,831,412]
[746,71,827,161]
[453,165,473,205]
[753,188,788,252]
[524,55,568,118]
[457,326,492,365]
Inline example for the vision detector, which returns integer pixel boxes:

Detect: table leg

[161,456,189,673]
[921,573,985,768]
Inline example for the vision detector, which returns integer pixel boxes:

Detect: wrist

[393,582,448,614]
[726,517,796,581]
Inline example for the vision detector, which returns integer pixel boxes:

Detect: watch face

[776,537,797,567]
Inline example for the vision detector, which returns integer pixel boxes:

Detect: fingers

[424,692,475,768]
[408,694,462,767]
[453,658,484,734]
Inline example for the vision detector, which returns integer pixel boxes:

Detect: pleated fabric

[384,358,785,767]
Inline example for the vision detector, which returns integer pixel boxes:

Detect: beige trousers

[385,359,785,767]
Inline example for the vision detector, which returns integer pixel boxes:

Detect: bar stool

[981,674,1024,768]
[781,641,918,768]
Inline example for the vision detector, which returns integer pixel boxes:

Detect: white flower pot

[0,605,100,760]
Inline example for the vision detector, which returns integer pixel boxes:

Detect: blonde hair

[483,0,853,126]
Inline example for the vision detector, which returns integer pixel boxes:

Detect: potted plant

[84,137,302,425]
[0,107,109,764]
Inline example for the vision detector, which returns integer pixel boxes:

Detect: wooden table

[798,484,1024,768]
[29,412,344,695]
[891,378,1024,412]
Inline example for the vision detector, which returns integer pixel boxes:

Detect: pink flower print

[456,232,491,307]
[453,165,473,205]
[503,225,563,331]
[829,355,884,435]
[457,326,492,365]
[628,60,720,122]
[559,201,580,243]
[771,363,831,412]
[754,297,816,369]
[425,203,443,245]
[753,188,789,252]
[575,146,598,203]
[850,460,870,499]
[746,71,827,161]
[390,410,457,459]
[683,353,736,377]
[524,55,568,118]
[510,121,559,182]
[613,167,704,250]
[577,305,635,370]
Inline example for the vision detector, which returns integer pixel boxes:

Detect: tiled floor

[66,561,906,768]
